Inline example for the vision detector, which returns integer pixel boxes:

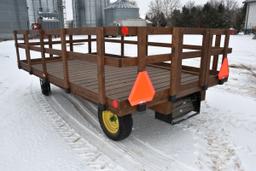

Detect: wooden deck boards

[32,59,199,101]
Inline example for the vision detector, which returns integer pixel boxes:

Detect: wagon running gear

[40,79,51,96]
[98,110,133,141]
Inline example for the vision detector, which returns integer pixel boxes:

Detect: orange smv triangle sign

[218,57,229,80]
[128,71,156,106]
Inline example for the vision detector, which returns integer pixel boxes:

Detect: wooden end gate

[14,27,232,141]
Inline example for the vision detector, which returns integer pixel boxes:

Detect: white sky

[66,0,245,20]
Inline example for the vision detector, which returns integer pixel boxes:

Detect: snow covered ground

[0,34,256,171]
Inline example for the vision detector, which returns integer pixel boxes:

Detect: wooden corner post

[96,28,106,106]
[200,30,213,91]
[170,27,183,101]
[199,29,213,100]
[60,29,70,92]
[223,30,230,61]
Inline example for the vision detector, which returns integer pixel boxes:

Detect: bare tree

[148,0,180,19]
[222,0,238,10]
[208,0,238,10]
[129,0,138,7]
[162,0,180,18]
[185,0,196,9]
[148,0,163,17]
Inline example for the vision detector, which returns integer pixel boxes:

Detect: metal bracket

[137,104,146,112]
[218,78,228,85]
[171,111,200,125]
[17,62,21,69]
[169,95,177,102]
[65,88,71,93]
[202,85,208,91]
[29,69,33,75]
[98,104,106,112]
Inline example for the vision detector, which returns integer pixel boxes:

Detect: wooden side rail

[19,38,97,46]
[105,38,203,50]
[17,40,232,69]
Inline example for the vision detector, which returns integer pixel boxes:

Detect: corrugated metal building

[26,0,64,29]
[0,0,29,40]
[104,0,139,26]
[244,0,256,33]
[72,0,110,27]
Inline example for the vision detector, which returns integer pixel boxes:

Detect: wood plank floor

[32,59,199,101]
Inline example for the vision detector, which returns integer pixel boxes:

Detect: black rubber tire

[98,110,133,141]
[40,79,51,96]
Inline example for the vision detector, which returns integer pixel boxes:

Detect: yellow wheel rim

[102,111,119,134]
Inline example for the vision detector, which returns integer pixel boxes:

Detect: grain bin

[0,0,29,39]
[104,0,139,26]
[72,0,110,27]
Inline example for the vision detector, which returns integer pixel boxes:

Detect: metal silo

[72,0,110,27]
[0,0,29,39]
[105,0,140,26]
[26,0,64,29]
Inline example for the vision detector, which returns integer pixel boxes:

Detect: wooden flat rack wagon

[14,27,232,140]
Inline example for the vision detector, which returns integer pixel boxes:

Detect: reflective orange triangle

[218,57,229,80]
[128,71,156,106]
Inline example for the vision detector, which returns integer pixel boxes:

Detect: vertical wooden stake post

[40,30,47,78]
[199,29,212,100]
[24,31,32,73]
[200,30,210,89]
[13,31,21,68]
[96,28,106,105]
[170,28,183,101]
[212,35,221,72]
[60,29,70,91]
[137,27,147,72]
[48,34,53,58]
[223,31,230,62]
[88,35,92,54]
[69,35,73,52]
[121,35,124,57]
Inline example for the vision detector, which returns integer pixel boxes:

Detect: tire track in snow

[52,92,199,171]
[50,93,165,171]
[178,103,244,171]
[42,92,146,171]
[224,64,256,98]
[230,64,256,78]
[29,83,125,171]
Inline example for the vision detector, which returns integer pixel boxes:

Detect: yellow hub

[102,111,119,134]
